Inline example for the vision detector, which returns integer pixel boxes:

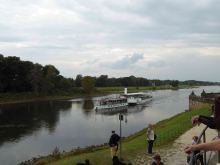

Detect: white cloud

[0,0,220,81]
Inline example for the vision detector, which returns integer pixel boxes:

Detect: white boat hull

[95,106,127,114]
[95,102,128,110]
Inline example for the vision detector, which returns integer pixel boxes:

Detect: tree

[42,65,60,94]
[75,74,82,87]
[55,76,74,91]
[43,65,59,78]
[81,76,96,94]
[171,80,179,88]
[29,63,44,95]
[96,75,108,87]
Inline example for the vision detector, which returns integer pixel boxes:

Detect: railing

[189,126,219,165]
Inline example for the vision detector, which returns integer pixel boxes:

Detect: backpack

[108,138,113,147]
[109,134,120,147]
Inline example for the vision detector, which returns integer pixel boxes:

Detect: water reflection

[95,106,128,115]
[95,103,147,116]
[82,98,94,116]
[0,101,72,147]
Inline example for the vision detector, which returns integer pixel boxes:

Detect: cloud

[106,53,144,69]
[148,60,167,68]
[0,0,220,81]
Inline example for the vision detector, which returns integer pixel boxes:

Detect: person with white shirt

[147,123,155,154]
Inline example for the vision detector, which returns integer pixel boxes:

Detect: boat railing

[189,126,220,165]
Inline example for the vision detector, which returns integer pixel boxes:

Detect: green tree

[75,74,82,87]
[29,64,44,95]
[42,65,60,94]
[96,75,108,87]
[0,56,33,92]
[171,80,179,87]
[81,76,96,94]
[55,76,74,91]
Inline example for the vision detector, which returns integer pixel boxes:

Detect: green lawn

[35,107,211,165]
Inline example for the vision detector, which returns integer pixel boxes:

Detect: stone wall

[189,96,212,110]
[189,90,215,110]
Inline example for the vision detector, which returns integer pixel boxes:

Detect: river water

[0,86,219,165]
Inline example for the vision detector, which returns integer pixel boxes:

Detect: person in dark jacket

[109,130,120,158]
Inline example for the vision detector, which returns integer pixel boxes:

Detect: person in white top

[147,123,155,154]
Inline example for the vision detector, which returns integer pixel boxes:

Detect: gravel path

[131,125,217,165]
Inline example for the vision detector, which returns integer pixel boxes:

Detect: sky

[0,0,220,81]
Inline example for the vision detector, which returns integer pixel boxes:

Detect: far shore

[0,85,196,105]
[0,94,86,105]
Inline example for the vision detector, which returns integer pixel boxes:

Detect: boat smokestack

[124,88,127,94]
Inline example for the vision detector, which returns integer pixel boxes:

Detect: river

[0,86,219,165]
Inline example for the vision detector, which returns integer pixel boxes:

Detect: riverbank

[0,85,195,105]
[20,107,211,165]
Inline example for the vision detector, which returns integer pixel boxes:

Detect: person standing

[109,130,121,158]
[147,123,155,154]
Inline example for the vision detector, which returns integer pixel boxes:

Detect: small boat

[123,88,152,105]
[95,96,128,110]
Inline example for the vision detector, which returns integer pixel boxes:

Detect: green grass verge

[34,107,211,165]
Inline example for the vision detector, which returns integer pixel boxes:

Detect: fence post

[218,131,220,163]
[119,114,123,159]
[203,131,206,164]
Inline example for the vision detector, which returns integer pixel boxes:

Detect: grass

[33,107,211,165]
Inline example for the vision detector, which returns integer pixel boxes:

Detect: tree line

[0,55,219,95]
[0,55,74,95]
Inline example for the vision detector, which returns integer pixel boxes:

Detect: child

[187,136,204,165]
[151,154,164,165]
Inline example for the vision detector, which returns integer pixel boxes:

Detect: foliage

[81,76,96,94]
[94,75,150,87]
[96,75,108,87]
[0,55,74,95]
[170,80,179,87]
[75,74,82,87]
